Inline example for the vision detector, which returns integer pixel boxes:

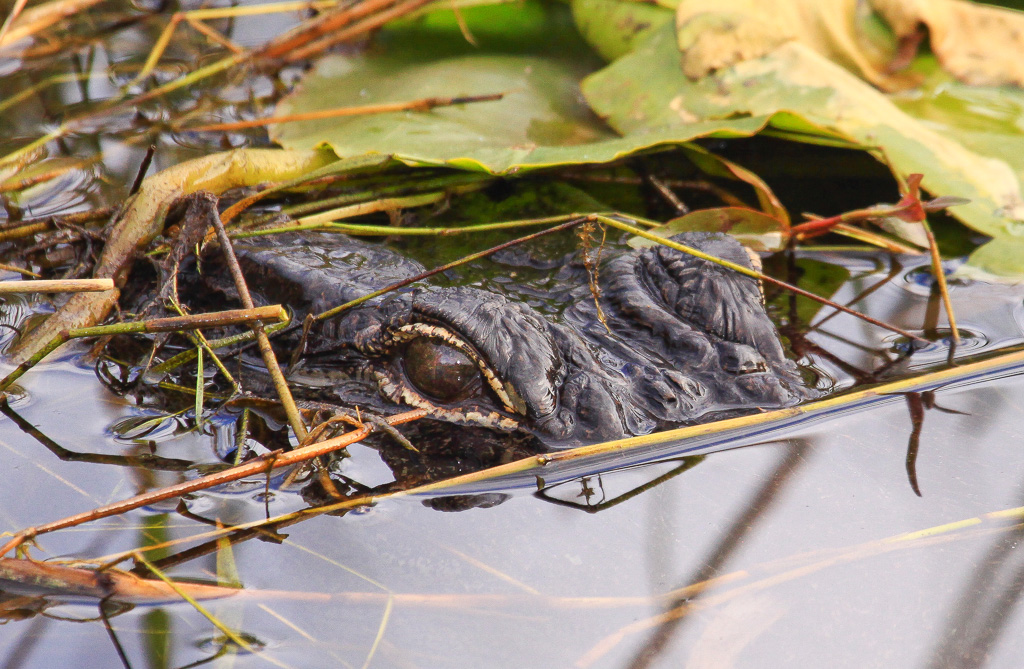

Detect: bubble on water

[902,263,970,296]
[884,328,989,367]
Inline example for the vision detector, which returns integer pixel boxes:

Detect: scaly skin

[225,230,813,448]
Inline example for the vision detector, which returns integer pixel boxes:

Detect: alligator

[211,223,813,450]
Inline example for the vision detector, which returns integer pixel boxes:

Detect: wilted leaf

[581,23,1024,255]
[674,0,913,90]
[674,0,1024,90]
[679,144,789,224]
[871,0,1024,88]
[629,206,787,251]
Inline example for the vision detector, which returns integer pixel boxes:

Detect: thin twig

[281,0,434,62]
[182,93,504,133]
[128,145,155,196]
[0,409,426,556]
[0,305,286,392]
[149,319,291,375]
[314,214,587,322]
[646,174,688,215]
[209,195,309,440]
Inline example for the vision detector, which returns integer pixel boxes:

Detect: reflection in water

[626,441,809,669]
[4,362,1024,666]
[927,514,1024,668]
[904,391,970,497]
[536,456,704,513]
[4,22,1024,662]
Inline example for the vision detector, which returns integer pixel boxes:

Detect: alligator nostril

[738,359,768,374]
[716,342,768,375]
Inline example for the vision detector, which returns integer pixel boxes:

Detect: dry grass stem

[0,263,40,278]
[209,196,309,440]
[0,0,103,51]
[0,278,114,294]
[0,305,287,393]
[184,93,504,133]
[0,409,425,557]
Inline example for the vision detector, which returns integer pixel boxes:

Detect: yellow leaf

[871,0,1024,88]
[676,0,1024,91]
[675,0,915,90]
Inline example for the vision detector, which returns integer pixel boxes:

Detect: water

[4,3,1024,668]
[2,253,1024,668]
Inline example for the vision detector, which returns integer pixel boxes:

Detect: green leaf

[629,206,788,251]
[110,413,175,439]
[892,56,1024,199]
[569,0,673,61]
[216,533,243,589]
[960,237,1024,283]
[581,23,1024,255]
[272,3,795,174]
[273,51,611,173]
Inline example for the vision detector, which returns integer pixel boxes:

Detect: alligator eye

[403,337,482,402]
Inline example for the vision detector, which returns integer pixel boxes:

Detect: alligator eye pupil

[404,338,480,402]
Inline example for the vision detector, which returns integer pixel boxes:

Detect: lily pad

[270,2,818,174]
[958,236,1024,284]
[581,23,1024,267]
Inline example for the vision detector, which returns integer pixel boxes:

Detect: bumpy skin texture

[232,231,811,448]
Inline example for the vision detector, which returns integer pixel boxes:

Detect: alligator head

[229,229,811,448]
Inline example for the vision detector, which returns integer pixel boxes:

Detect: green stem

[921,219,960,343]
[240,212,591,239]
[246,171,493,226]
[0,306,286,392]
[150,319,291,375]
